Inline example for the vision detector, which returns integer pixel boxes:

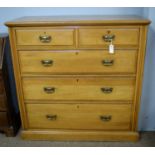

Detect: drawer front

[0,77,4,94]
[26,103,131,130]
[19,50,137,74]
[79,28,139,48]
[0,112,8,126]
[16,28,75,46]
[22,78,135,101]
[0,95,6,111]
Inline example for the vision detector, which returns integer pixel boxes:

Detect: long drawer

[79,27,139,48]
[19,50,137,74]
[16,28,75,46]
[22,77,135,101]
[26,103,131,130]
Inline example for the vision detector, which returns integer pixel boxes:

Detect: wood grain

[16,28,75,46]
[0,94,6,111]
[79,28,139,48]
[19,50,137,75]
[8,28,28,128]
[5,15,150,27]
[26,103,131,130]
[21,130,139,141]
[0,76,4,94]
[22,77,135,101]
[0,112,8,126]
[131,26,148,130]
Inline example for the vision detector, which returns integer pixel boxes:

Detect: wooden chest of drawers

[0,34,20,136]
[6,15,150,141]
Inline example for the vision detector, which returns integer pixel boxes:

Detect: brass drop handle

[101,87,113,94]
[100,115,112,122]
[46,114,57,121]
[102,59,114,66]
[44,87,55,94]
[39,35,52,43]
[41,60,53,66]
[102,34,115,42]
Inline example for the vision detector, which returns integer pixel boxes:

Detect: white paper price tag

[109,44,114,54]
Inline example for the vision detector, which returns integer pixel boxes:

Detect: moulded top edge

[5,15,151,27]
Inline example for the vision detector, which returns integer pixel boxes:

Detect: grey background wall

[0,7,154,131]
[139,8,155,131]
[0,8,144,33]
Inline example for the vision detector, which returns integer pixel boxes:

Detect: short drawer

[79,28,139,48]
[22,77,135,101]
[16,28,75,46]
[19,50,137,74]
[0,112,8,126]
[26,103,131,130]
[0,95,6,111]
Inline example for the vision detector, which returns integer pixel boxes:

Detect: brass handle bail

[44,87,55,94]
[102,34,115,42]
[100,115,112,122]
[102,59,114,66]
[39,35,52,43]
[101,87,113,94]
[41,60,53,66]
[46,114,57,121]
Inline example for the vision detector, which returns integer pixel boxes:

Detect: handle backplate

[102,34,115,42]
[44,87,55,94]
[41,60,53,66]
[39,35,52,43]
[100,115,112,122]
[46,114,57,121]
[101,87,113,94]
[102,59,114,66]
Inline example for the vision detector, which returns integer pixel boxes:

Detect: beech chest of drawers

[6,16,150,141]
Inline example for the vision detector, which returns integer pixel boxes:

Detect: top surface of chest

[5,15,150,26]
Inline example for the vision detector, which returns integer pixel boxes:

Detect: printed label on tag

[109,44,114,54]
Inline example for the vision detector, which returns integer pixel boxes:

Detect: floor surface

[0,131,155,147]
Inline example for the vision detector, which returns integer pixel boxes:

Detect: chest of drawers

[6,15,150,141]
[0,34,20,136]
